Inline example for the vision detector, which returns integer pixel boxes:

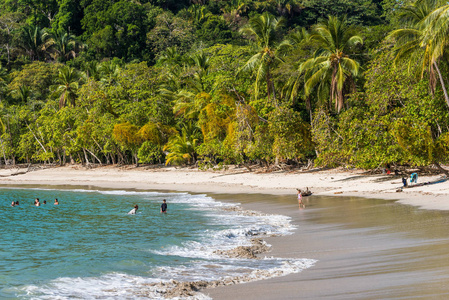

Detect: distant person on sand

[161,199,167,213]
[35,198,40,206]
[410,173,418,184]
[128,204,138,215]
[54,198,59,205]
[402,177,408,187]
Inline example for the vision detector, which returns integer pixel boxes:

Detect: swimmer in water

[15,201,19,206]
[11,201,15,207]
[35,198,40,207]
[161,199,167,213]
[54,198,59,205]
[128,204,138,215]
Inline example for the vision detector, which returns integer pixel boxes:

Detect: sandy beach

[2,165,449,299]
[1,165,449,210]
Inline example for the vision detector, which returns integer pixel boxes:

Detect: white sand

[0,165,448,211]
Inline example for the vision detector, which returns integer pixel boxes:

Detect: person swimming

[54,198,59,205]
[11,201,15,207]
[128,204,138,215]
[15,201,19,206]
[35,198,40,206]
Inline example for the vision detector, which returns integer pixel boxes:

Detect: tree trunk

[433,62,449,108]
[82,148,90,165]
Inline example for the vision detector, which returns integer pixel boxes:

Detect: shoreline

[1,165,449,211]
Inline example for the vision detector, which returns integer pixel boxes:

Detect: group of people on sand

[128,199,168,215]
[11,198,59,207]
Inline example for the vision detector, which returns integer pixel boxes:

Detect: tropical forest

[0,0,449,171]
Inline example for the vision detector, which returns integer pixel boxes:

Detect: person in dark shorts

[161,199,167,213]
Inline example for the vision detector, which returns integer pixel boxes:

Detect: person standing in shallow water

[161,199,167,213]
[297,189,305,208]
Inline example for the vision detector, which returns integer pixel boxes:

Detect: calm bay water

[0,188,313,299]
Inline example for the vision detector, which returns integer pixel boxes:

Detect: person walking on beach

[161,199,167,213]
[128,204,138,215]
[297,189,305,208]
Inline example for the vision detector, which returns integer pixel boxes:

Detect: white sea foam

[14,189,315,299]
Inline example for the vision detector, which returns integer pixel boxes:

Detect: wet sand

[206,193,449,299]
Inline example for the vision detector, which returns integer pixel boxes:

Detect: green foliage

[1,0,449,170]
[8,61,61,102]
[138,141,163,164]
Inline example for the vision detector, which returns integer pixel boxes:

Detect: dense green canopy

[1,0,449,170]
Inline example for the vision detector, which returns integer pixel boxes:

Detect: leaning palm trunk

[433,61,449,108]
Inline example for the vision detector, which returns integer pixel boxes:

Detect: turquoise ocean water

[1,188,314,299]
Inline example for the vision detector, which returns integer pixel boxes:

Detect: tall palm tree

[299,16,363,113]
[239,12,291,102]
[19,25,50,61]
[55,66,80,108]
[389,0,449,107]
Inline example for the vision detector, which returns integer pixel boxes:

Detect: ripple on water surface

[0,188,315,299]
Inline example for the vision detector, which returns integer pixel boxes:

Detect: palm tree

[187,51,210,91]
[163,122,200,165]
[283,27,310,103]
[157,47,183,67]
[44,30,84,62]
[98,61,120,86]
[19,25,50,61]
[55,66,80,108]
[299,16,363,113]
[389,0,449,107]
[12,85,30,104]
[239,12,291,103]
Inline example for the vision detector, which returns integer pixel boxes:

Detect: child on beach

[297,189,305,208]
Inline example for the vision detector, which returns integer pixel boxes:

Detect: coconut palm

[45,30,84,62]
[98,61,120,86]
[239,12,291,102]
[19,25,50,61]
[389,0,449,107]
[54,66,80,108]
[163,123,200,165]
[157,47,183,67]
[299,16,363,113]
